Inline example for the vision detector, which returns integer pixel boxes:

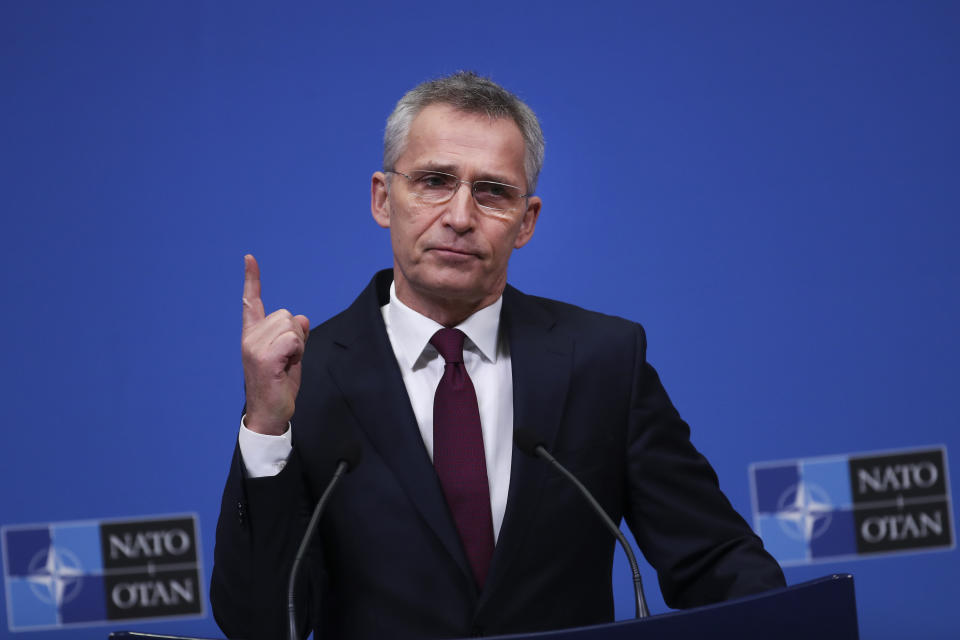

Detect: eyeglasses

[385,169,530,216]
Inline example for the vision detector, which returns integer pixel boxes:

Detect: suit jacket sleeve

[622,323,785,606]
[210,443,316,639]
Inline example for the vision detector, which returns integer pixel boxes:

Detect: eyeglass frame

[383,169,533,215]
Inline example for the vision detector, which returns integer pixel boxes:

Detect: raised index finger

[242,254,266,327]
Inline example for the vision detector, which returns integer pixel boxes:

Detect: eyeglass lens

[407,170,522,212]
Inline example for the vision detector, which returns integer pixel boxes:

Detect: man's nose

[441,181,477,232]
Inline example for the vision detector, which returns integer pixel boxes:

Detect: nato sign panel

[750,446,954,566]
[2,514,204,631]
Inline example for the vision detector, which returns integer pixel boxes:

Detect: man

[211,72,785,640]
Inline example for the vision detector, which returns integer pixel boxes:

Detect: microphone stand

[287,459,350,640]
[527,441,650,619]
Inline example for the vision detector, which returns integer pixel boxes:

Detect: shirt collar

[385,281,503,370]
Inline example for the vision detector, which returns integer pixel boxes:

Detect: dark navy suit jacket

[210,270,785,639]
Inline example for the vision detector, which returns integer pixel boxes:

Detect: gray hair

[383,71,545,194]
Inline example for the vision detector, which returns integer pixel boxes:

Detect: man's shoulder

[504,285,646,341]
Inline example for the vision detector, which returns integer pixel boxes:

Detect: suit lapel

[480,286,573,607]
[325,271,475,589]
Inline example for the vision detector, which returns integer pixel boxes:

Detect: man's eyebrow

[415,162,459,174]
[474,172,522,187]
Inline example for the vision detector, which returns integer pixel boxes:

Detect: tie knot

[430,328,466,364]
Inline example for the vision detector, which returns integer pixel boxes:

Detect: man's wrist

[242,412,290,436]
[238,415,293,478]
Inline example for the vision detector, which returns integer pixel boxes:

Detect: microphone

[287,442,362,640]
[513,429,650,619]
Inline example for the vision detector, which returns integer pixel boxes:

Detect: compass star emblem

[26,545,85,607]
[776,482,833,541]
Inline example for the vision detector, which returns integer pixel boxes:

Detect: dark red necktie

[430,328,495,589]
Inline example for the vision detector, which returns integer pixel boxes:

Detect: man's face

[371,103,541,322]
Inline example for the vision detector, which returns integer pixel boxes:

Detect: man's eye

[477,182,509,199]
[416,173,452,189]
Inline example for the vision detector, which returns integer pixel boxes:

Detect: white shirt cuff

[238,415,293,478]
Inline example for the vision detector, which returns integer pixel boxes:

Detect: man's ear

[514,195,541,248]
[371,171,390,228]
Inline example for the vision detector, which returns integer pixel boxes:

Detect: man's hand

[241,254,310,435]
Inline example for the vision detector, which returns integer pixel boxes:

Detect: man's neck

[394,279,502,327]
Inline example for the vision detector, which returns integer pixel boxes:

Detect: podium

[111,574,858,640]
[484,574,858,640]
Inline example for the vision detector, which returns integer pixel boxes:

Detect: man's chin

[394,265,505,322]
[406,268,496,302]
[417,276,485,302]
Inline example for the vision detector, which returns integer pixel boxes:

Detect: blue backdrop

[2,1,958,638]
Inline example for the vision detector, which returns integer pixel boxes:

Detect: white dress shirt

[239,282,515,541]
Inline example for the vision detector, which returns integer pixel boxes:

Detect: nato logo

[2,514,204,631]
[750,446,954,566]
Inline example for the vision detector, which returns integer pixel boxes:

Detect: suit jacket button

[237,501,246,527]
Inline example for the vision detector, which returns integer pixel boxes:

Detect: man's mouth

[429,246,479,258]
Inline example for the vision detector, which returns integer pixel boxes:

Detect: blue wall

[2,1,958,638]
